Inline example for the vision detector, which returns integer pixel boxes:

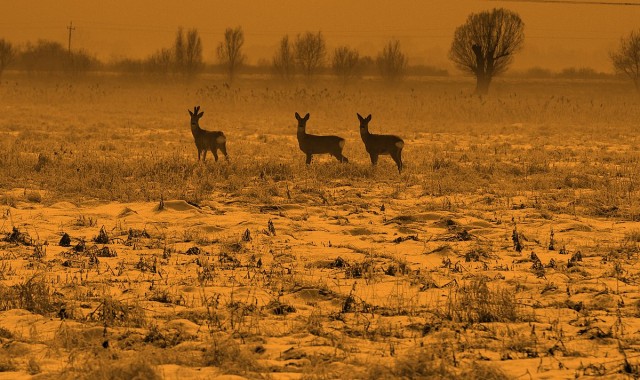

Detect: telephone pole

[67,21,75,55]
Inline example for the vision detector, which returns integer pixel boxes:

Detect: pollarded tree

[294,31,326,79]
[0,39,14,80]
[332,46,361,84]
[272,35,295,81]
[610,29,640,94]
[449,8,525,95]
[217,26,246,82]
[376,39,407,83]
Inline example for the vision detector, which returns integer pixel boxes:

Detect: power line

[528,35,619,40]
[0,20,629,44]
[491,0,640,5]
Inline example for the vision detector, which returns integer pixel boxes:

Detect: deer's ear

[366,114,372,122]
[357,113,363,121]
[197,112,204,118]
[189,110,194,116]
[304,113,310,120]
[295,112,301,120]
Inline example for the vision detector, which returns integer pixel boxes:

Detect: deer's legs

[332,152,348,163]
[369,153,379,166]
[220,144,229,160]
[391,151,403,173]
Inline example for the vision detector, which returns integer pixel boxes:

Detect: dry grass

[1,75,639,215]
[0,274,60,315]
[1,73,640,378]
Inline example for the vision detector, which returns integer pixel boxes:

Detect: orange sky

[1,0,639,72]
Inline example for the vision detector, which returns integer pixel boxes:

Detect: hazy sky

[1,0,639,72]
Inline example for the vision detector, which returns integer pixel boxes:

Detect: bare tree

[376,39,407,83]
[294,32,326,79]
[449,8,525,95]
[332,46,361,84]
[272,35,296,81]
[610,29,640,94]
[184,28,203,76]
[217,26,246,82]
[173,27,186,73]
[0,39,14,80]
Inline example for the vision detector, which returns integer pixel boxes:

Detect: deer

[295,112,348,164]
[189,106,228,162]
[357,113,404,173]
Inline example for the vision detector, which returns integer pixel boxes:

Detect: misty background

[1,0,639,73]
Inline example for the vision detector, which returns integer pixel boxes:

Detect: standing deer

[357,113,404,173]
[295,112,348,164]
[189,106,228,162]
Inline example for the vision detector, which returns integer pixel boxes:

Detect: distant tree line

[0,26,434,84]
[509,66,611,80]
[1,10,639,94]
[270,31,410,84]
[0,39,99,77]
[111,27,203,77]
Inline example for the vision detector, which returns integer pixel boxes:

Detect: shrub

[0,274,59,315]
[444,277,519,323]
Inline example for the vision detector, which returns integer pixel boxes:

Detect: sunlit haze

[2,0,639,72]
[0,0,640,71]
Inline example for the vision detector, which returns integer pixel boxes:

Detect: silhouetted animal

[295,112,348,164]
[189,106,228,162]
[357,113,404,173]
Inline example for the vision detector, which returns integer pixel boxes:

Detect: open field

[2,73,640,379]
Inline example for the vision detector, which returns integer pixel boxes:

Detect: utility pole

[67,21,75,55]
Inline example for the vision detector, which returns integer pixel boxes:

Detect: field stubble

[1,74,640,379]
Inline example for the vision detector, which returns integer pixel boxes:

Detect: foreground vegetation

[1,74,640,379]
